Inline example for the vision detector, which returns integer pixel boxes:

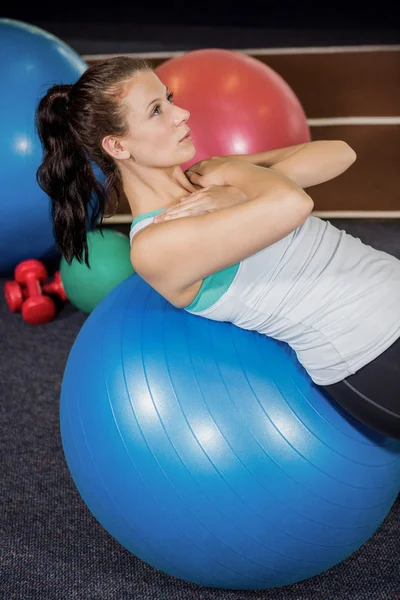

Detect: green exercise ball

[60,229,135,313]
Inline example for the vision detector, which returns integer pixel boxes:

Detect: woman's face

[121,70,196,168]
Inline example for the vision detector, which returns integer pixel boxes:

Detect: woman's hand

[153,185,248,223]
[184,156,232,188]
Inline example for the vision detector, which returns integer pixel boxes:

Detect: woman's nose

[174,107,190,124]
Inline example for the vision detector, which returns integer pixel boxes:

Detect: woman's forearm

[220,159,309,201]
[225,143,308,168]
[222,140,357,189]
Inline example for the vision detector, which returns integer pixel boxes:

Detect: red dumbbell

[42,271,68,302]
[4,280,27,312]
[5,259,56,325]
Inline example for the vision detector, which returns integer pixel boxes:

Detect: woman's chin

[182,141,196,157]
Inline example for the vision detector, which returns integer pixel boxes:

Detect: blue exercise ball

[60,275,400,590]
[0,19,87,275]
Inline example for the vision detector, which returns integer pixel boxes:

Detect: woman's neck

[121,163,197,219]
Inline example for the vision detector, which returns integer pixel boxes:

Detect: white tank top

[130,211,400,386]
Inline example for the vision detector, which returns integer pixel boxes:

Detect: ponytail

[36,84,106,267]
[36,57,153,266]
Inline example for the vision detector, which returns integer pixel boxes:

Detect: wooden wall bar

[234,51,400,118]
[306,125,399,212]
[87,48,400,216]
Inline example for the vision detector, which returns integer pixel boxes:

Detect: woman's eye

[153,92,174,116]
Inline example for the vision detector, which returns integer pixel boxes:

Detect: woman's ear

[102,136,131,161]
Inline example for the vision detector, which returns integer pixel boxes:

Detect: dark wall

[3,1,396,28]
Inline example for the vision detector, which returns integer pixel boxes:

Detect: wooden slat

[309,125,399,211]
[254,51,400,117]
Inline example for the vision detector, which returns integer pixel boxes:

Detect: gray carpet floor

[1,219,400,600]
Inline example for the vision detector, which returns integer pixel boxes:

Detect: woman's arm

[220,140,357,189]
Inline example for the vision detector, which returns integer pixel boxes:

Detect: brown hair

[35,56,152,266]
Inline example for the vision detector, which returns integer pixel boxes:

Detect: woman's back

[130,213,400,386]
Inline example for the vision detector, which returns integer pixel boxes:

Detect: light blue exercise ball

[60,275,400,590]
[0,19,88,275]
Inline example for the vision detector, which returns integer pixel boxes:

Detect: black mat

[1,219,400,600]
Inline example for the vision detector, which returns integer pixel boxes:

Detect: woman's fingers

[180,186,211,202]
[153,189,213,223]
[155,199,208,222]
[165,203,198,215]
[155,205,193,220]
[186,171,202,185]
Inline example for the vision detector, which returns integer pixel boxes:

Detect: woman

[36,56,400,439]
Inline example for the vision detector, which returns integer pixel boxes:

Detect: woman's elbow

[339,141,357,163]
[294,189,315,217]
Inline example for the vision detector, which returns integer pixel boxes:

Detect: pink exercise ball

[155,48,311,169]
